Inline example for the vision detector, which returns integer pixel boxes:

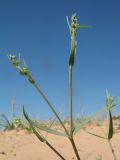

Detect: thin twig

[46,141,66,160]
[108,139,117,160]
[23,107,66,160]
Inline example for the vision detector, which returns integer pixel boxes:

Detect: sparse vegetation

[0,114,14,131]
[6,14,119,160]
[0,114,32,132]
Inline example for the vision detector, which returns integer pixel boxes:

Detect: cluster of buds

[8,54,35,84]
[70,14,78,37]
[67,14,92,67]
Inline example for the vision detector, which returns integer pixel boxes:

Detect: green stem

[69,65,73,137]
[30,120,66,159]
[46,141,66,160]
[69,138,80,160]
[34,83,80,159]
[108,139,117,160]
[23,107,66,160]
[69,66,81,160]
[33,83,70,137]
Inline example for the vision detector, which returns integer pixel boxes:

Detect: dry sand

[0,120,120,160]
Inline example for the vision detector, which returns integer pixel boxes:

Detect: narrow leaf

[77,25,92,29]
[69,47,76,66]
[84,130,107,139]
[73,107,107,135]
[0,114,11,126]
[105,91,114,139]
[66,16,71,30]
[23,106,46,142]
[45,111,61,139]
[108,110,113,139]
[23,107,67,137]
[73,118,90,135]
[32,121,67,137]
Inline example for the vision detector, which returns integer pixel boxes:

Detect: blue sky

[0,0,120,120]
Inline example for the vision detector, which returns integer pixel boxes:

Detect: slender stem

[69,138,80,160]
[46,141,66,160]
[23,106,66,160]
[108,139,117,160]
[69,65,73,137]
[31,120,66,160]
[33,83,70,137]
[69,65,81,160]
[34,83,81,159]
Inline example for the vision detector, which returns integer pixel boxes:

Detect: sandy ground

[0,120,120,160]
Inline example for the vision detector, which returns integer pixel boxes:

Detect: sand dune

[0,121,120,160]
